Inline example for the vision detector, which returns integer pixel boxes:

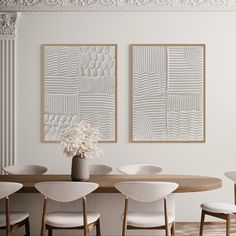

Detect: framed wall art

[130,44,205,142]
[41,44,117,142]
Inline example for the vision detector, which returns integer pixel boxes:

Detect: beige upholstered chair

[200,171,236,236]
[3,165,48,175]
[115,181,178,236]
[118,164,163,175]
[35,181,100,236]
[89,164,113,175]
[0,182,30,236]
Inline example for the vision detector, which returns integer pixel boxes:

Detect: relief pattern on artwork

[43,45,116,142]
[132,45,204,142]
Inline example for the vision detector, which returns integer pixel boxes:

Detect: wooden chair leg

[167,224,172,236]
[122,198,128,236]
[122,216,128,236]
[40,198,47,236]
[48,228,52,236]
[84,228,89,236]
[83,197,89,236]
[6,197,10,236]
[122,222,127,236]
[41,223,45,236]
[171,221,175,236]
[164,197,170,236]
[25,217,30,236]
[226,214,231,236]
[199,210,205,236]
[96,218,101,236]
[6,227,10,236]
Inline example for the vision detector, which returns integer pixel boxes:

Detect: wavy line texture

[80,112,115,141]
[167,111,204,141]
[133,72,166,97]
[45,46,80,77]
[132,45,204,141]
[43,45,116,141]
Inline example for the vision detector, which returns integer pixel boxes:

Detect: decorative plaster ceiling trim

[0,12,21,36]
[1,0,236,12]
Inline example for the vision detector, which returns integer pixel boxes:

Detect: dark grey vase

[71,155,89,181]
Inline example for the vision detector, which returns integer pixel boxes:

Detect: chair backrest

[35,182,98,202]
[0,182,23,199]
[115,181,178,202]
[89,164,113,175]
[3,165,48,175]
[225,171,236,182]
[118,164,163,175]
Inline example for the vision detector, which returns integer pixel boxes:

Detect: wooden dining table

[0,174,222,193]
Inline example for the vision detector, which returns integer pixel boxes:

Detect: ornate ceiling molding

[0,0,236,12]
[0,12,21,36]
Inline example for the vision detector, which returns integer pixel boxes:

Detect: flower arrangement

[61,121,102,159]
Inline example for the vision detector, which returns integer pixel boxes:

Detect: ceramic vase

[71,155,89,181]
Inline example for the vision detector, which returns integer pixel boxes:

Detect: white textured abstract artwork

[42,45,117,142]
[131,45,205,142]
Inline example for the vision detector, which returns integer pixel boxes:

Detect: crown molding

[0,0,236,12]
[0,12,21,36]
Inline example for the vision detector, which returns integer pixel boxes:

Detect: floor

[2,222,236,236]
[176,222,236,236]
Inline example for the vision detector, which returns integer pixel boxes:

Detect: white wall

[16,12,236,224]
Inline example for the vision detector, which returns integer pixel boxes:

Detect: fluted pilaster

[0,12,20,173]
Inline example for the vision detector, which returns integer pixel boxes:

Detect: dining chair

[35,181,101,236]
[0,182,30,236]
[3,164,48,175]
[89,164,113,175]
[118,164,164,175]
[225,171,236,205]
[200,171,236,236]
[115,181,178,236]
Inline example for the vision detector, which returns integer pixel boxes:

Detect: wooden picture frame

[41,44,118,143]
[130,44,205,142]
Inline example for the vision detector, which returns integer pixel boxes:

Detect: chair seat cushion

[127,212,175,228]
[46,211,100,228]
[0,212,29,227]
[201,202,236,214]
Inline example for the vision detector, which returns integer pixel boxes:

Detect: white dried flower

[60,121,103,158]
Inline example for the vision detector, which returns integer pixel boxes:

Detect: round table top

[0,174,222,193]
